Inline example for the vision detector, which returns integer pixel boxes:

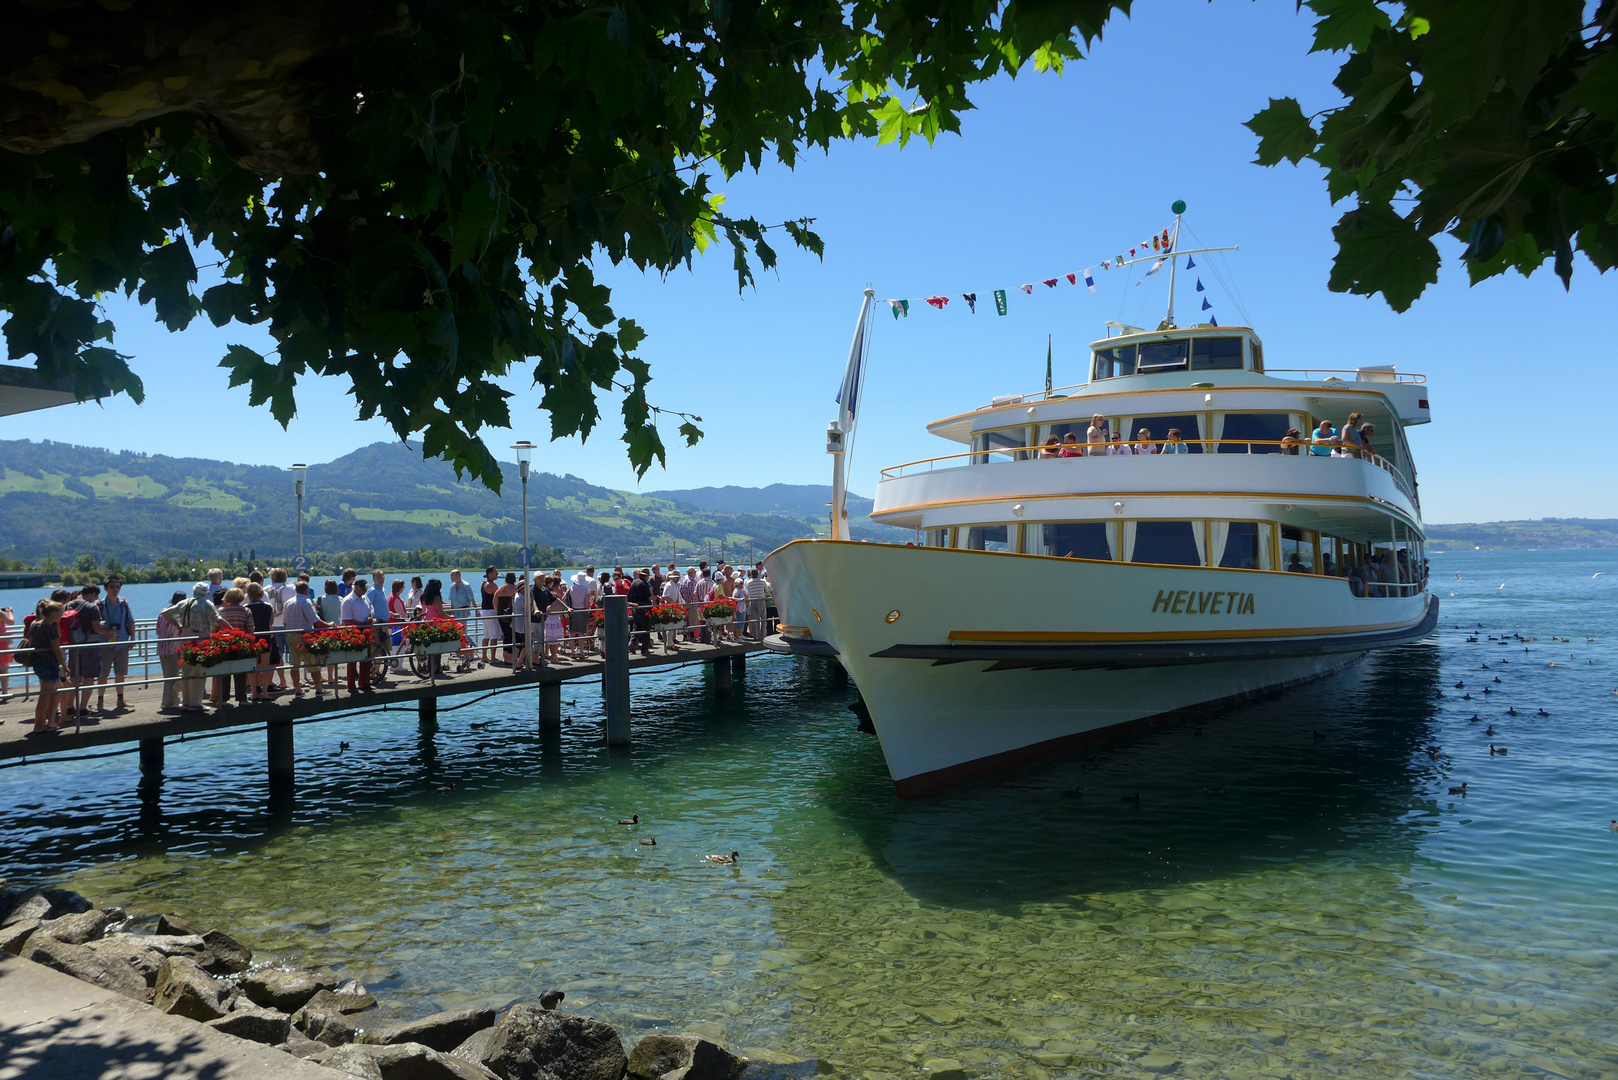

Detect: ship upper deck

[925,325,1430,444]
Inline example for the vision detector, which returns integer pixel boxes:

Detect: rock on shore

[359,1006,499,1053]
[627,1033,749,1080]
[481,1004,628,1080]
[320,1040,496,1080]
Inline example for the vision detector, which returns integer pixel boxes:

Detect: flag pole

[1166,198,1186,328]
[830,288,875,542]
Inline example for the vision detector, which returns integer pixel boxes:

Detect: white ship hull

[764,540,1435,796]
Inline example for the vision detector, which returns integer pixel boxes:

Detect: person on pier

[341,580,376,693]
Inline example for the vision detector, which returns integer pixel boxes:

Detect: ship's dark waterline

[4,549,1616,1077]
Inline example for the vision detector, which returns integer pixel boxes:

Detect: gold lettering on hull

[1153,589,1254,615]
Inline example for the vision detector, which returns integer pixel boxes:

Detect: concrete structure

[0,951,344,1079]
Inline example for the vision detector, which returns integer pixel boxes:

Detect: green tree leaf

[1246,98,1319,166]
[1328,202,1441,311]
[1304,0,1392,53]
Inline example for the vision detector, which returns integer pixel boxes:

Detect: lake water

[4,549,1617,1079]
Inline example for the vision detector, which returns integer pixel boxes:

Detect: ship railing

[0,604,773,710]
[972,369,1426,411]
[1265,368,1427,384]
[879,439,1418,501]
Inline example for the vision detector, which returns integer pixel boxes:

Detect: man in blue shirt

[368,570,393,686]
[447,569,476,624]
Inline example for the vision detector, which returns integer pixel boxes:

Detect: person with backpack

[21,601,67,734]
[96,576,135,712]
[160,584,220,712]
[65,585,107,719]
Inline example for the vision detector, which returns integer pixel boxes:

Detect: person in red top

[614,571,633,596]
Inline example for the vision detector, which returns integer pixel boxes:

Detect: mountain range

[0,439,901,565]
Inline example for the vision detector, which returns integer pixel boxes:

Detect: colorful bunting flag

[993,290,1008,316]
[1151,235,1160,252]
[963,292,977,313]
[888,299,909,319]
[1084,268,1096,293]
[1042,278,1058,288]
[1066,273,1077,285]
[1019,284,1033,294]
[1185,255,1196,268]
[1195,277,1204,292]
[1101,260,1112,271]
[1139,257,1167,281]
[1210,315,1218,326]
[925,295,949,310]
[1202,297,1212,311]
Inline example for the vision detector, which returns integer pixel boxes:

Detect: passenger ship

[764,221,1437,797]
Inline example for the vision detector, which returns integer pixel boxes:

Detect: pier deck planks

[0,640,764,762]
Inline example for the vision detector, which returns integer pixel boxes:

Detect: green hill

[1425,519,1618,551]
[0,440,900,566]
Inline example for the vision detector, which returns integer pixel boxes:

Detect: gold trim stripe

[947,619,1419,643]
[927,381,1422,431]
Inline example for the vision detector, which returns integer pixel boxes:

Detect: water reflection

[821,644,1446,904]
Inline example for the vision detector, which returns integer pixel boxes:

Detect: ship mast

[1111,200,1237,330]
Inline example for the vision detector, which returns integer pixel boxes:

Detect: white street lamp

[290,464,310,570]
[512,441,535,665]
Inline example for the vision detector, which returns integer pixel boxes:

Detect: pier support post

[714,658,733,696]
[419,696,438,728]
[731,654,746,676]
[138,737,164,785]
[539,681,562,730]
[603,594,631,746]
[267,719,294,798]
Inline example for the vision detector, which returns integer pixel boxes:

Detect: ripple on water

[4,549,1618,1078]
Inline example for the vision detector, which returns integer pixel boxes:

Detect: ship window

[1281,525,1317,574]
[1026,522,1112,560]
[1191,336,1244,370]
[1036,422,1087,455]
[961,525,1012,552]
[1127,521,1203,566]
[1218,413,1291,453]
[1131,414,1202,451]
[1135,340,1188,372]
[1217,521,1263,568]
[1093,345,1136,381]
[925,529,949,548]
[973,427,1028,463]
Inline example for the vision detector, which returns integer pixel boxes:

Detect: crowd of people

[3,560,773,735]
[1030,412,1381,459]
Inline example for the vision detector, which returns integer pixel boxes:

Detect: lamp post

[512,441,535,665]
[290,464,309,571]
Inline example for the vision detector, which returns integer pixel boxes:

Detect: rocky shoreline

[1,881,752,1080]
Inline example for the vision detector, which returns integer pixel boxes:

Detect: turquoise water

[4,550,1617,1078]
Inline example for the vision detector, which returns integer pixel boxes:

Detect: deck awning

[0,364,88,417]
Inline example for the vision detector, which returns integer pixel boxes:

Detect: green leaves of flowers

[1249,0,1614,310]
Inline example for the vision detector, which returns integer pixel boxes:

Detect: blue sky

[6,1,1615,524]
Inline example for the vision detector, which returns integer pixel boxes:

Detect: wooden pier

[1,599,765,799]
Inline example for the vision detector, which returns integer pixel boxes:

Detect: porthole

[885,610,901,623]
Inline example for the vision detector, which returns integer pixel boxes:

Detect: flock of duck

[614,814,739,864]
[1440,618,1607,813]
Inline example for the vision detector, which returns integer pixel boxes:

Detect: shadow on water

[1,655,851,885]
[818,641,1447,905]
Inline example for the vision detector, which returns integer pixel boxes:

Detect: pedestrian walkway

[0,951,343,1080]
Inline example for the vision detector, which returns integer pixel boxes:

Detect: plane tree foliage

[0,0,1130,490]
[1248,0,1618,311]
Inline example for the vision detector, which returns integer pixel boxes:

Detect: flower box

[183,656,258,677]
[404,617,466,648]
[325,649,371,665]
[415,640,460,656]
